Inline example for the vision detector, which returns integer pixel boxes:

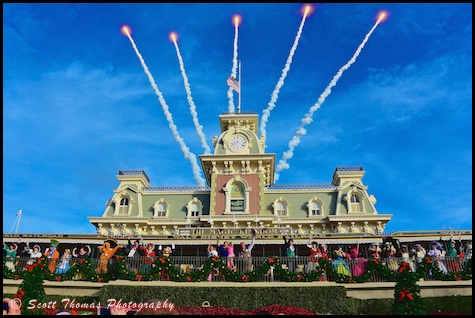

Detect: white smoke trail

[275,15,385,182]
[123,29,206,186]
[260,7,310,138]
[171,34,212,155]
[227,16,240,113]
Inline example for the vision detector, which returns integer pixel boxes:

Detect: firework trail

[260,5,312,139]
[227,15,240,113]
[274,12,387,182]
[121,25,206,186]
[170,32,212,155]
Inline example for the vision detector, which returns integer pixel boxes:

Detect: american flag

[227,76,240,93]
[16,209,22,216]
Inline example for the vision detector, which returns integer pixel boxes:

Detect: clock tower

[199,112,275,217]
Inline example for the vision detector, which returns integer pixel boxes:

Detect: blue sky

[3,3,472,235]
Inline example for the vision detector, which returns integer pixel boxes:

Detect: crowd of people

[3,232,472,279]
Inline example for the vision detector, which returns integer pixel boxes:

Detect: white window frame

[307,197,324,217]
[272,197,289,217]
[153,199,169,218]
[187,197,203,218]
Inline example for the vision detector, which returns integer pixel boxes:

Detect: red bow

[56,276,62,282]
[186,275,192,282]
[213,255,219,262]
[135,274,142,281]
[14,289,25,300]
[98,277,103,282]
[268,257,275,264]
[242,275,249,282]
[14,275,19,280]
[398,262,409,273]
[398,290,414,301]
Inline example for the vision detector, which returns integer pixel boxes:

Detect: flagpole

[238,60,241,113]
[15,209,22,234]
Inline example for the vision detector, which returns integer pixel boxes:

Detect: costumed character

[55,248,72,274]
[463,240,471,269]
[158,244,175,257]
[348,242,367,277]
[382,237,399,271]
[227,242,236,269]
[43,240,60,273]
[283,235,298,272]
[332,246,351,277]
[72,245,91,280]
[139,243,156,273]
[368,243,382,259]
[238,229,257,273]
[96,239,123,274]
[125,235,144,273]
[73,245,91,259]
[428,241,448,274]
[157,243,175,280]
[399,244,415,272]
[4,242,18,272]
[306,235,320,272]
[23,243,43,272]
[444,235,463,272]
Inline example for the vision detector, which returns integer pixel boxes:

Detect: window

[309,201,321,216]
[230,184,245,212]
[190,203,200,217]
[118,198,129,215]
[156,203,167,217]
[187,198,203,218]
[273,198,288,217]
[307,197,324,217]
[153,199,169,218]
[349,193,363,212]
[223,177,250,214]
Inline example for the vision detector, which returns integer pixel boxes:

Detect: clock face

[228,135,247,151]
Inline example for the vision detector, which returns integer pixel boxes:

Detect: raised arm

[306,235,312,248]
[86,245,91,256]
[72,247,78,257]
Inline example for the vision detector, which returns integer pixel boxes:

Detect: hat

[104,238,118,249]
[431,241,443,250]
[401,244,407,249]
[33,245,41,250]
[50,240,60,248]
[414,244,422,249]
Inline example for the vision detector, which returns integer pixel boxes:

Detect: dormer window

[273,197,288,217]
[307,197,323,216]
[187,198,203,218]
[153,199,169,218]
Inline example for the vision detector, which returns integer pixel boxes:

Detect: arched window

[307,197,324,217]
[187,198,203,218]
[273,197,288,217]
[153,199,169,218]
[118,198,129,215]
[349,192,363,213]
[223,177,251,214]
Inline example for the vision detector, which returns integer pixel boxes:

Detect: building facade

[87,112,393,246]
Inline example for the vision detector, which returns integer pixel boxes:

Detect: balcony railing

[4,255,470,283]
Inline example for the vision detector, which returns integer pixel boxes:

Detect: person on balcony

[283,235,298,272]
[428,241,448,275]
[23,243,42,272]
[55,248,72,274]
[139,243,156,273]
[238,229,257,273]
[72,245,91,259]
[43,240,60,273]
[3,242,18,272]
[332,246,351,277]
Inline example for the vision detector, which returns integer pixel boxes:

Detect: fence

[4,255,469,283]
